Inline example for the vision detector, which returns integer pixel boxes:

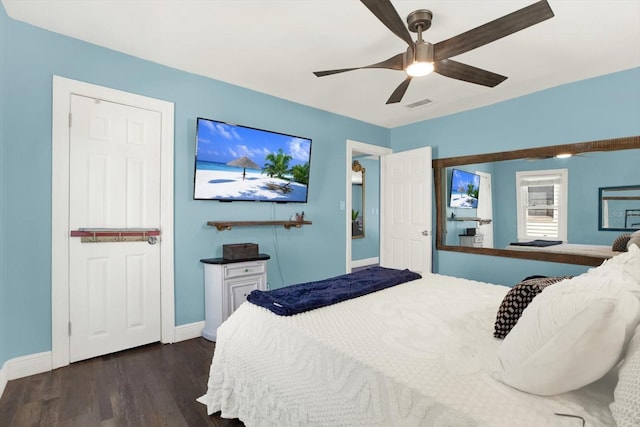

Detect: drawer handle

[244,268,249,272]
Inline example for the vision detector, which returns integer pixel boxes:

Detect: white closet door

[68,94,162,362]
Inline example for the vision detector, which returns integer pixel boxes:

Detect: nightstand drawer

[224,262,266,278]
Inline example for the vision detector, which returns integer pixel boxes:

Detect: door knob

[422,230,430,236]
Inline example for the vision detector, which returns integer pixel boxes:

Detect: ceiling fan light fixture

[406,61,434,77]
[406,40,434,77]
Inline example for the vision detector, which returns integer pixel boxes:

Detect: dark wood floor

[0,338,244,427]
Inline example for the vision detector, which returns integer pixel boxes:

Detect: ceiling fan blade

[386,76,413,104]
[434,0,554,61]
[360,0,415,48]
[435,59,507,87]
[313,52,405,77]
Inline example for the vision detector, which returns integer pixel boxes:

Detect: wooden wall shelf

[207,220,312,231]
[448,216,492,225]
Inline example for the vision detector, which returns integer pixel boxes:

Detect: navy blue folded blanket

[247,266,421,316]
[510,240,563,247]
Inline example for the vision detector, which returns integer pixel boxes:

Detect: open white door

[380,147,432,274]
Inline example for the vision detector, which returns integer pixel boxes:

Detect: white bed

[198,272,631,426]
[507,242,617,258]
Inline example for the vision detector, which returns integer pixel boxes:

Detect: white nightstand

[459,234,484,248]
[200,254,270,341]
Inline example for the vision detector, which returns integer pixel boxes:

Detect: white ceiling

[3,0,639,128]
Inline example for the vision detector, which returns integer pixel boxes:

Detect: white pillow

[628,230,640,251]
[601,243,640,287]
[611,325,640,427]
[493,264,640,396]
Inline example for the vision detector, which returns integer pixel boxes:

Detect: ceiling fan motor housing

[404,42,434,67]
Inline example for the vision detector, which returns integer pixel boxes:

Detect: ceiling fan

[313,0,554,104]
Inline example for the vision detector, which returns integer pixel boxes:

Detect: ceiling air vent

[406,98,433,109]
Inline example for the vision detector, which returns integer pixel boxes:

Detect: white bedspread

[508,243,616,258]
[198,273,615,426]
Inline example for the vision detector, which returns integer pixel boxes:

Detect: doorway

[345,140,392,272]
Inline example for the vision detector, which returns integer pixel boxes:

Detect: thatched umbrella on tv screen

[226,156,261,180]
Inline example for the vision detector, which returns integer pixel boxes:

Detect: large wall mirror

[599,185,640,231]
[433,135,640,266]
[352,160,365,239]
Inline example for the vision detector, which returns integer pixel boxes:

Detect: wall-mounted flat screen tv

[449,169,480,209]
[193,118,312,202]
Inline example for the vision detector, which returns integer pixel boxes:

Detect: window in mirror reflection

[516,169,568,242]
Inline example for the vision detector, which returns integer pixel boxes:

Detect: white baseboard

[0,363,7,400]
[174,321,205,342]
[351,257,379,269]
[0,322,204,400]
[0,351,52,399]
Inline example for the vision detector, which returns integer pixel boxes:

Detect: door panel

[69,95,162,362]
[476,171,494,248]
[381,147,432,274]
[227,276,265,316]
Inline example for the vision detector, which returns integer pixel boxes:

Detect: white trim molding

[51,76,175,369]
[174,321,206,343]
[351,257,379,269]
[0,351,52,399]
[0,363,6,398]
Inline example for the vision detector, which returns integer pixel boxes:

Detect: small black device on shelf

[223,243,259,261]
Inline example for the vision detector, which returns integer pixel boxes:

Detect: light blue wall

[0,4,8,368]
[0,14,389,366]
[352,157,380,261]
[391,67,640,286]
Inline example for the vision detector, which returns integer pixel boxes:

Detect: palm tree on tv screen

[263,149,292,179]
[290,162,310,185]
[466,183,479,199]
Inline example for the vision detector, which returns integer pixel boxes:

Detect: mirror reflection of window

[516,169,568,242]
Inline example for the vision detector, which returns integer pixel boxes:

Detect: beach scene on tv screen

[450,170,480,209]
[194,120,311,202]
